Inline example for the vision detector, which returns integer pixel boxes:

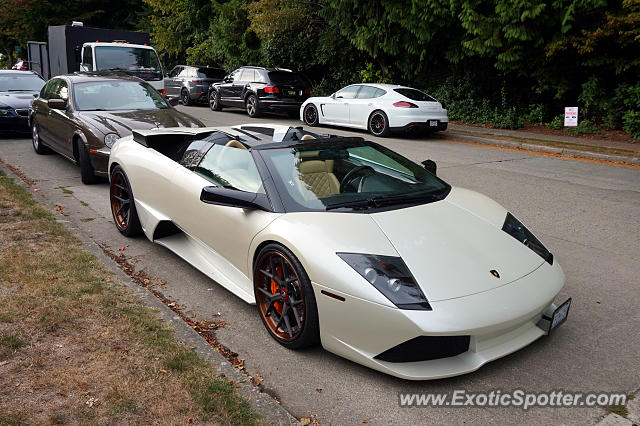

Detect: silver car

[164,65,226,105]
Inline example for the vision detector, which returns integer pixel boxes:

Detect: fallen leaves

[55,204,68,216]
[85,397,101,408]
[316,388,322,393]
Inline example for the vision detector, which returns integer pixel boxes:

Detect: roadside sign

[564,107,578,127]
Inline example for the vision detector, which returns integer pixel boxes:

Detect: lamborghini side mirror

[422,159,437,175]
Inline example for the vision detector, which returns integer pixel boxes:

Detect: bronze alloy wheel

[254,248,314,345]
[110,168,131,231]
[109,166,142,237]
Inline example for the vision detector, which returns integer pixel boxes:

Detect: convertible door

[165,167,280,298]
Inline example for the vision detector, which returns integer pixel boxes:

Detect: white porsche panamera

[300,83,448,137]
[108,124,571,380]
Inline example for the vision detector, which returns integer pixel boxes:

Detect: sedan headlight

[104,133,120,148]
[0,106,13,116]
[502,213,553,264]
[337,253,431,310]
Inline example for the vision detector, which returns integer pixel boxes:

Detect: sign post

[564,107,578,127]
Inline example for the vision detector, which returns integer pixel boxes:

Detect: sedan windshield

[73,80,169,111]
[0,74,45,92]
[260,140,450,212]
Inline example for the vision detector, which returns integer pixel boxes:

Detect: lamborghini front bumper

[313,259,566,380]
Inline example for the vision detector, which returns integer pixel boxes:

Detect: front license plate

[549,298,571,332]
[288,90,296,95]
[429,120,438,127]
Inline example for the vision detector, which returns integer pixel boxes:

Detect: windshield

[0,74,45,92]
[73,80,169,111]
[94,46,163,75]
[260,140,449,212]
[394,88,436,102]
[268,71,308,86]
[197,68,226,79]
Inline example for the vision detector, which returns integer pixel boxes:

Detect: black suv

[165,65,226,105]
[208,66,310,117]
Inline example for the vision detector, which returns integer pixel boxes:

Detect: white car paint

[300,83,448,134]
[108,124,567,380]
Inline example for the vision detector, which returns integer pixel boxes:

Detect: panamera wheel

[254,244,319,349]
[110,165,142,237]
[369,110,390,137]
[303,104,319,126]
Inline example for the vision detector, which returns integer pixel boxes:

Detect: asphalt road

[1,104,639,425]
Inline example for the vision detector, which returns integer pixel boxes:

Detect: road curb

[0,162,298,426]
[445,133,640,165]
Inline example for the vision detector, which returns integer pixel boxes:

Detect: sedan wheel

[368,110,391,137]
[246,94,261,118]
[181,89,191,106]
[110,166,142,237]
[254,244,319,349]
[32,121,49,154]
[303,104,319,126]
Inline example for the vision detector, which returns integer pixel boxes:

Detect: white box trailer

[28,24,164,92]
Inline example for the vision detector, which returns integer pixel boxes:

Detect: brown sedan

[30,73,204,184]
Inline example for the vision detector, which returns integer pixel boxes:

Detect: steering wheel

[340,166,375,193]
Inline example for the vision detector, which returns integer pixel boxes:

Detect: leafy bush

[623,84,640,140]
[429,77,523,129]
[547,115,564,130]
[523,104,546,124]
[566,119,598,136]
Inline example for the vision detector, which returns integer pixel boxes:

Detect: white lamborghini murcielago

[108,124,571,380]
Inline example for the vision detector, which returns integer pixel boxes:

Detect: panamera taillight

[393,101,418,108]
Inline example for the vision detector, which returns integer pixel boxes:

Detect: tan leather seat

[297,160,340,198]
[300,134,316,140]
[225,139,247,150]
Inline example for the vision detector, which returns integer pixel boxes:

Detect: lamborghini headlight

[104,133,119,148]
[337,253,431,310]
[502,213,553,264]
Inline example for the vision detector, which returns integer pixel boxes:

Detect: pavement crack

[441,156,531,168]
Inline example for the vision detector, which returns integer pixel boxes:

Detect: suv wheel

[246,94,261,118]
[181,89,191,106]
[209,89,222,111]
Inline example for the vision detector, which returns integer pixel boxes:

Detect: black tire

[77,141,98,185]
[181,88,191,106]
[246,94,261,118]
[253,243,320,349]
[109,165,143,237]
[209,89,222,111]
[368,110,391,137]
[31,120,50,154]
[303,104,319,126]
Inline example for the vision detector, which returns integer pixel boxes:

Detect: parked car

[301,83,448,137]
[0,70,45,133]
[11,60,29,71]
[208,66,310,117]
[164,65,226,105]
[108,123,570,380]
[30,73,204,184]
